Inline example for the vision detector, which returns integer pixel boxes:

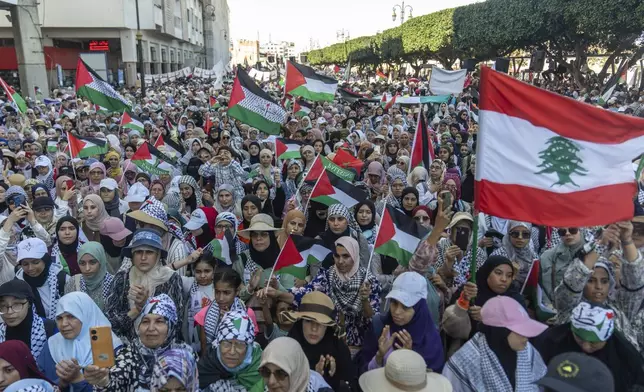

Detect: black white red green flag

[121,110,144,132]
[131,142,175,175]
[67,132,109,158]
[476,66,644,227]
[310,170,367,208]
[285,61,337,102]
[304,154,355,183]
[154,133,185,159]
[375,205,428,266]
[75,59,130,112]
[409,106,433,174]
[293,100,312,117]
[273,235,331,279]
[205,230,236,266]
[227,66,287,135]
[275,138,303,160]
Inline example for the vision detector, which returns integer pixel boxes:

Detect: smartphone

[10,194,25,207]
[90,326,115,368]
[65,180,74,190]
[454,227,471,252]
[440,191,452,208]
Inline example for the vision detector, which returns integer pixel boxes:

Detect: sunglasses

[509,231,530,239]
[258,366,289,381]
[557,228,579,236]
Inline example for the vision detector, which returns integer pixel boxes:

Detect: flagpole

[469,77,483,284]
[264,233,290,295]
[66,132,79,182]
[364,202,387,280]
[408,104,422,176]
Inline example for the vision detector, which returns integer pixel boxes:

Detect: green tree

[535,136,588,187]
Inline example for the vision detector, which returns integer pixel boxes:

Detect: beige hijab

[82,194,110,232]
[334,236,360,282]
[260,337,310,392]
[127,247,175,309]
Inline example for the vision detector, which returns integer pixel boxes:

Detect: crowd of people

[0,65,642,392]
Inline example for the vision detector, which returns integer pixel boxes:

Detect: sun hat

[282,291,336,327]
[124,182,149,203]
[359,349,452,392]
[239,213,281,233]
[100,217,132,241]
[386,272,428,307]
[123,228,167,259]
[17,238,48,262]
[481,296,547,338]
[127,197,168,232]
[447,212,474,229]
[183,208,208,231]
[535,352,614,392]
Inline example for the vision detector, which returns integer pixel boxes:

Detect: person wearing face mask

[86,294,192,392]
[37,292,122,392]
[0,280,57,360]
[285,291,358,392]
[63,241,115,312]
[198,309,264,391]
[443,296,548,391]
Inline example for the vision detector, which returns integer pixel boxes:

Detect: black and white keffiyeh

[325,204,361,233]
[328,266,366,316]
[0,305,47,359]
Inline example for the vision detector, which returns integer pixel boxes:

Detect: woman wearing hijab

[30,183,51,203]
[104,229,184,340]
[0,341,54,391]
[384,140,398,167]
[0,280,57,360]
[284,292,358,391]
[360,272,444,373]
[81,162,106,198]
[198,309,264,391]
[283,160,302,205]
[253,179,286,221]
[400,187,419,217]
[150,348,199,392]
[15,238,67,320]
[86,294,192,391]
[259,337,332,392]
[443,296,547,391]
[51,216,84,276]
[184,206,218,251]
[80,194,110,243]
[0,182,9,214]
[63,242,113,312]
[53,175,78,219]
[273,236,381,350]
[99,178,127,218]
[534,302,644,391]
[37,292,122,391]
[429,171,471,215]
[354,201,377,246]
[277,210,306,248]
[213,183,241,218]
[301,145,316,173]
[33,156,54,191]
[488,221,536,291]
[240,195,262,230]
[376,167,407,212]
[364,162,387,202]
[318,204,371,270]
[178,175,203,217]
[246,141,261,166]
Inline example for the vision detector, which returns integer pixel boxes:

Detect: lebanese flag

[476,67,644,227]
[275,138,303,160]
[409,106,433,174]
[375,205,428,266]
[273,235,331,279]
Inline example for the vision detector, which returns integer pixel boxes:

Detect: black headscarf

[248,141,261,165]
[304,200,328,238]
[21,254,53,318]
[354,200,376,231]
[0,280,36,346]
[479,325,517,389]
[249,231,280,270]
[288,320,357,391]
[474,255,524,307]
[400,187,419,216]
[0,182,8,213]
[103,189,122,218]
[55,216,81,275]
[241,195,262,228]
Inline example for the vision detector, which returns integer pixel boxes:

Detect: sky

[228,0,482,52]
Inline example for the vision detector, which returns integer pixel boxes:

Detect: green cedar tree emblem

[535,136,588,187]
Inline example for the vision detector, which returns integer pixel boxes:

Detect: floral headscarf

[150,348,199,392]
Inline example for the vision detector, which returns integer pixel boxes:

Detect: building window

[161,48,167,63]
[150,47,158,62]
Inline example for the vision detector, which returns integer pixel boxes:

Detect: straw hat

[282,291,336,327]
[239,213,281,233]
[359,350,452,392]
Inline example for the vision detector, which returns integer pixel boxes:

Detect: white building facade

[0,0,230,88]
[260,41,297,65]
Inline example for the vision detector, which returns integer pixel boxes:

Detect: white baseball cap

[386,272,428,307]
[17,238,48,262]
[99,178,118,191]
[124,182,150,203]
[184,208,207,230]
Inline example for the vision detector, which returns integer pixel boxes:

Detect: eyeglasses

[0,301,28,314]
[557,228,579,236]
[509,231,530,239]
[220,340,247,352]
[258,366,289,381]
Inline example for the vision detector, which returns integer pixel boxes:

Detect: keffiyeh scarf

[203,297,246,345]
[79,273,113,310]
[328,266,366,316]
[325,204,361,233]
[150,348,199,392]
[0,305,47,359]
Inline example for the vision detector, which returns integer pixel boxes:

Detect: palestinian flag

[521,259,557,322]
[285,61,338,102]
[94,104,110,114]
[0,77,27,114]
[332,148,363,173]
[131,142,175,175]
[380,94,397,110]
[276,138,303,160]
[121,110,144,132]
[600,61,629,104]
[409,107,433,174]
[375,205,428,266]
[274,235,331,279]
[154,133,185,159]
[47,140,58,153]
[227,66,287,135]
[209,96,221,109]
[293,100,312,117]
[310,170,367,208]
[205,230,236,265]
[305,154,355,183]
[376,70,387,81]
[75,58,130,112]
[339,88,364,104]
[477,66,644,227]
[67,132,109,158]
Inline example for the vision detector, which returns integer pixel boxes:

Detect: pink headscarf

[88,162,106,191]
[442,171,462,200]
[365,161,387,186]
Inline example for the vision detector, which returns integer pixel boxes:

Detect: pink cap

[100,217,132,241]
[481,296,548,338]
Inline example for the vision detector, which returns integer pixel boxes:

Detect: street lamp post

[392,1,413,25]
[203,3,216,68]
[135,0,145,97]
